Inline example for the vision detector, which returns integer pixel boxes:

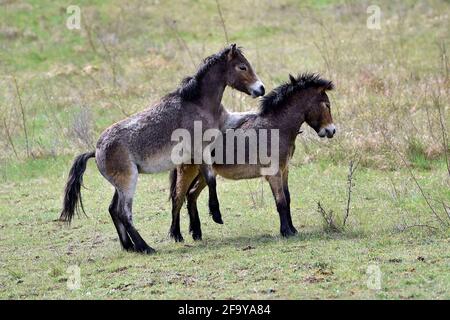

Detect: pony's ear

[289,74,296,84]
[227,43,237,61]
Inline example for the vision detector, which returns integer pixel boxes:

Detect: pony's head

[224,44,265,97]
[259,73,336,138]
[300,75,335,138]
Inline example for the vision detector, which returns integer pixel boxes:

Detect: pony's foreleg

[266,174,296,238]
[169,165,199,242]
[186,174,208,240]
[282,168,297,234]
[199,165,223,224]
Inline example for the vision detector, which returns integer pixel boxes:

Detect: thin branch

[436,101,450,177]
[82,17,98,55]
[391,139,448,227]
[215,0,229,44]
[13,76,30,158]
[2,117,19,160]
[98,36,118,89]
[438,41,449,83]
[344,159,359,226]
[164,18,197,68]
[317,201,340,233]
[443,202,450,221]
[399,224,439,231]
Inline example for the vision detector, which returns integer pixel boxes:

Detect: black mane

[259,73,334,115]
[171,45,242,101]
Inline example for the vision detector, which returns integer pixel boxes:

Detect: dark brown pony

[170,73,335,241]
[60,44,264,254]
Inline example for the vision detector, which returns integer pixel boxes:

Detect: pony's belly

[137,150,176,173]
[213,164,262,180]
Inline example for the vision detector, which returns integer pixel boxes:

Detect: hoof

[121,242,135,252]
[290,225,298,234]
[170,232,184,243]
[135,245,156,255]
[142,247,156,255]
[281,228,296,238]
[192,232,202,241]
[211,213,224,224]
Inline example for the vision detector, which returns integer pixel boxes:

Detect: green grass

[0,155,449,299]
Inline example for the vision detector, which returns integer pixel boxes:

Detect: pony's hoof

[135,245,156,255]
[192,233,202,241]
[170,232,184,243]
[212,214,224,224]
[174,235,184,243]
[122,242,135,252]
[290,226,298,234]
[143,247,156,255]
[281,228,296,238]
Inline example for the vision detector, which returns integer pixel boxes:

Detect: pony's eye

[238,65,247,71]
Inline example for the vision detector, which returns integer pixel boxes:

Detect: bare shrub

[317,202,342,233]
[69,107,94,150]
[316,160,359,233]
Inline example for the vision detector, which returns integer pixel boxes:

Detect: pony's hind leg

[97,143,154,254]
[113,163,155,254]
[117,189,155,254]
[169,165,200,242]
[186,174,208,241]
[109,190,134,251]
[266,174,295,238]
[282,168,297,234]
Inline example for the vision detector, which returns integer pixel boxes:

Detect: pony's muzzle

[249,80,265,97]
[318,124,336,138]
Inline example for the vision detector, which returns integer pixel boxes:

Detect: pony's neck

[275,95,309,139]
[198,62,227,109]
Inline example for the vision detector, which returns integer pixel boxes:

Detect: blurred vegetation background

[0,0,448,173]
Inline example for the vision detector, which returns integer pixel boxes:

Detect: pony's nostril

[332,128,336,135]
[259,85,265,96]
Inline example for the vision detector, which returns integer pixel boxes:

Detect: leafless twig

[98,36,118,89]
[2,117,19,159]
[344,159,359,226]
[438,41,449,83]
[382,132,449,228]
[82,17,98,55]
[317,201,340,233]
[436,100,449,177]
[13,76,30,158]
[215,0,229,44]
[397,224,439,231]
[164,18,197,68]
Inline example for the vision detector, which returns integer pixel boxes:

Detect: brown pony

[169,73,335,241]
[59,44,265,254]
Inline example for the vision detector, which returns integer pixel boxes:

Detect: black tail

[169,168,177,201]
[60,151,95,223]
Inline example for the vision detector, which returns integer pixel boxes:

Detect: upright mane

[171,45,243,101]
[259,73,334,115]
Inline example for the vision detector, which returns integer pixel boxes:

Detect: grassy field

[0,0,449,299]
